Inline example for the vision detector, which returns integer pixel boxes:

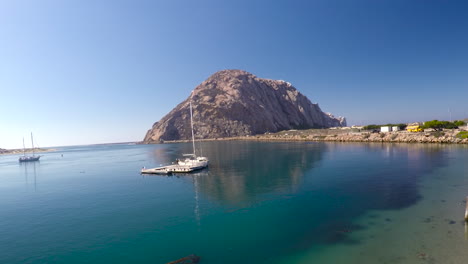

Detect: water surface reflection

[20,161,38,191]
[194,141,326,205]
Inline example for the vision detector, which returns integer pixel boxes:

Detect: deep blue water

[0,141,465,263]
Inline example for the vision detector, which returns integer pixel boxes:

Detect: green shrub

[454,120,466,127]
[456,131,468,139]
[363,124,380,130]
[423,120,460,130]
[432,131,445,138]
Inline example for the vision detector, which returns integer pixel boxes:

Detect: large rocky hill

[143,70,346,143]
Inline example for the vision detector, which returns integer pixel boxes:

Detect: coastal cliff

[144,70,346,143]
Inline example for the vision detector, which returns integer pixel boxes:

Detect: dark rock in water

[385,218,392,222]
[144,70,346,142]
[166,254,200,264]
[449,220,456,225]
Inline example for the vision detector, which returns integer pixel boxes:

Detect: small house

[380,126,392,133]
[392,126,400,131]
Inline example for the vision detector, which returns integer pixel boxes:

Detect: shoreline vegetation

[153,128,468,145]
[0,148,55,155]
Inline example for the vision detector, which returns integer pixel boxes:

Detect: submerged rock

[166,254,200,264]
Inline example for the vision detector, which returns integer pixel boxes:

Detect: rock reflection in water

[192,142,450,249]
[192,141,325,205]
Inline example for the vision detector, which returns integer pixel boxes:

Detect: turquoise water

[0,142,467,263]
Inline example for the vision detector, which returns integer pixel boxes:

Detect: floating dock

[141,164,197,174]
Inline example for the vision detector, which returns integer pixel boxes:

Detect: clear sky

[1,0,467,149]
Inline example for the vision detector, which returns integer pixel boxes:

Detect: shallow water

[0,142,466,263]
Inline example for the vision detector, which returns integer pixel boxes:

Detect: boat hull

[19,156,40,162]
[141,163,208,175]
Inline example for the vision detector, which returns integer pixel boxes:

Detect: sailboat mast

[22,137,26,157]
[190,100,196,156]
[31,132,35,157]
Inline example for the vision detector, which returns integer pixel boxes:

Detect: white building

[380,126,392,133]
[392,126,400,131]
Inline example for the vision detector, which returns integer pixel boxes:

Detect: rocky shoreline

[154,128,468,145]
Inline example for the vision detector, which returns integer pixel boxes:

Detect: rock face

[143,70,346,143]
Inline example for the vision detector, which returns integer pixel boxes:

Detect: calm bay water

[0,141,467,263]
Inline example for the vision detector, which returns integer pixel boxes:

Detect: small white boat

[176,154,209,170]
[141,94,209,175]
[140,155,208,174]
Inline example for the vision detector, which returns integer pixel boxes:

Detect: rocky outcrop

[144,70,346,143]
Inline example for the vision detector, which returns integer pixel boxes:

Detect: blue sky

[1,0,467,148]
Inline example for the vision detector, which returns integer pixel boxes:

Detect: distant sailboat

[19,132,41,162]
[141,93,209,174]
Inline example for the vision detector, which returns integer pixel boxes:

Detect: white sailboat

[141,95,209,174]
[19,132,41,162]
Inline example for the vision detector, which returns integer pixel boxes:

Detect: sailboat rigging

[141,93,209,174]
[19,132,41,162]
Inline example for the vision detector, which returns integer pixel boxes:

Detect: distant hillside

[0,147,53,155]
[144,70,346,143]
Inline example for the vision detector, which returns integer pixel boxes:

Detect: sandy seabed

[279,149,468,264]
